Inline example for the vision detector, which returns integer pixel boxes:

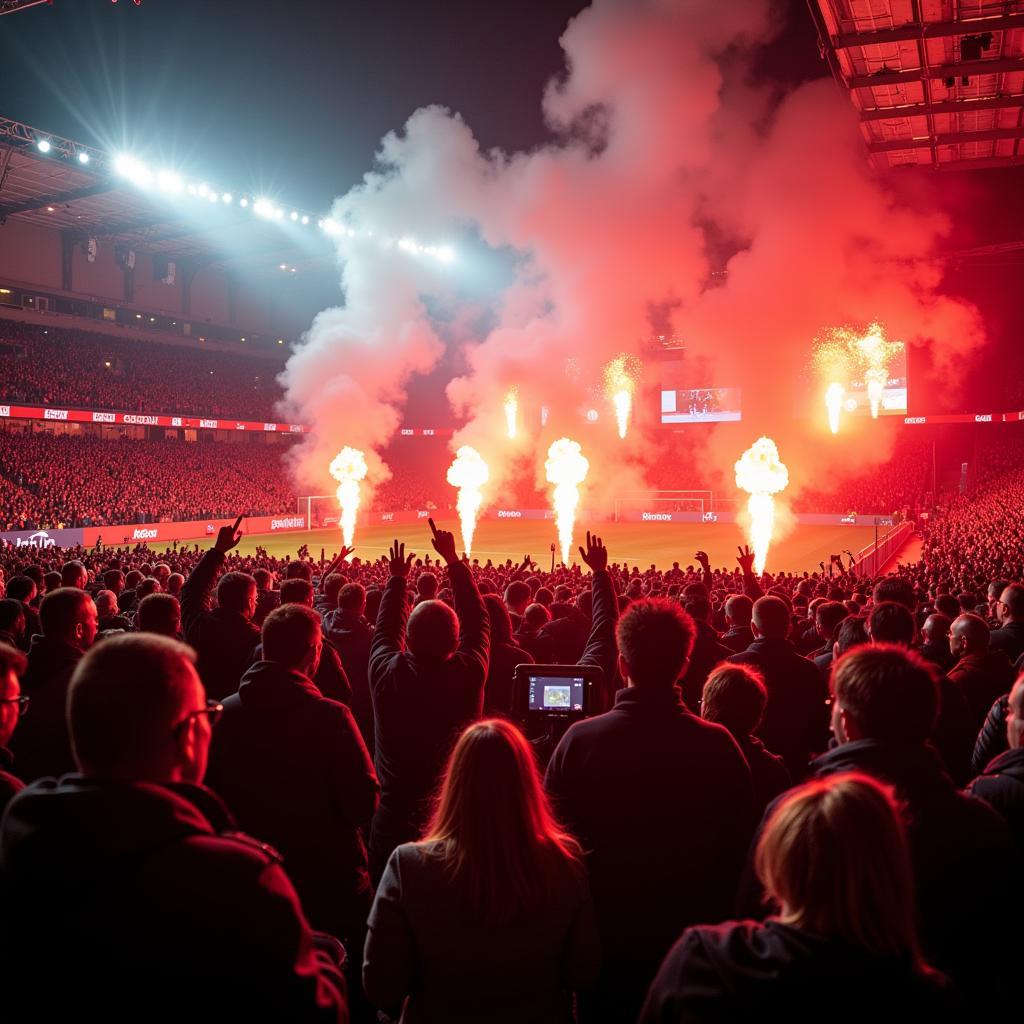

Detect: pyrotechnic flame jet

[825,382,844,435]
[545,438,589,565]
[855,323,895,419]
[504,387,518,440]
[446,446,489,557]
[603,354,642,440]
[328,447,368,548]
[734,437,789,575]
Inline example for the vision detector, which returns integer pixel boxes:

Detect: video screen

[528,675,586,713]
[836,350,908,418]
[660,387,742,424]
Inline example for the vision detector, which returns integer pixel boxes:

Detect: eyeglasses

[0,695,29,713]
[172,699,224,733]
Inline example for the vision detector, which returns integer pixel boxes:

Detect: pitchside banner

[78,514,306,547]
[0,527,86,548]
[0,401,307,434]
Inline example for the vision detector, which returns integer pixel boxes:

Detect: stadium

[0,1,1022,1020]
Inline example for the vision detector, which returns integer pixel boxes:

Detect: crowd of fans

[0,321,285,420]
[0,432,299,529]
[0,483,1020,1019]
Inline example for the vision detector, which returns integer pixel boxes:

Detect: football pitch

[221,518,885,575]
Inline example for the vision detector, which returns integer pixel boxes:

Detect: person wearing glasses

[0,641,29,815]
[0,633,348,1022]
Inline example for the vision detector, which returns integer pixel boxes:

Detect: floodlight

[221,193,233,204]
[289,211,298,221]
[239,197,249,208]
[37,139,51,153]
[77,152,90,165]
[197,182,210,197]
[301,215,309,225]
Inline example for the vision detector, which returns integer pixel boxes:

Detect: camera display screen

[528,675,586,713]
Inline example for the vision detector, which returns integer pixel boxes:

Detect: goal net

[613,490,714,521]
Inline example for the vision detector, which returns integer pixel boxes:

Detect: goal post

[613,490,714,522]
[299,495,338,530]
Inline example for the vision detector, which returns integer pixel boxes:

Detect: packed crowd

[0,485,1020,1020]
[0,321,285,420]
[0,432,299,529]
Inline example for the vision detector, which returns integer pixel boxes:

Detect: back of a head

[816,601,849,640]
[872,577,916,611]
[424,718,579,924]
[504,580,530,612]
[0,598,25,635]
[755,773,923,963]
[483,594,513,645]
[616,598,696,688]
[701,663,767,737]
[40,587,91,640]
[216,571,256,616]
[951,612,989,653]
[338,582,366,614]
[284,560,313,583]
[253,568,272,590]
[835,616,869,656]
[279,578,314,607]
[932,593,959,620]
[94,590,118,618]
[103,569,124,593]
[725,594,753,628]
[921,613,951,644]
[323,572,346,603]
[136,578,160,601]
[522,603,551,631]
[1000,583,1024,621]
[125,570,144,590]
[417,572,438,599]
[137,593,181,637]
[683,594,711,624]
[6,576,35,604]
[534,587,554,609]
[753,596,790,639]
[262,603,320,670]
[60,561,87,589]
[44,571,62,595]
[832,644,937,745]
[68,633,198,779]
[868,601,915,646]
[407,599,459,662]
[167,573,184,596]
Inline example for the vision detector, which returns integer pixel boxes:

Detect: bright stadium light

[115,154,153,188]
[77,151,90,165]
[221,192,233,204]
[197,182,210,198]
[253,198,274,218]
[207,191,219,203]
[239,196,249,208]
[301,215,309,225]
[436,245,456,264]
[274,207,284,220]
[157,170,183,193]
[36,138,51,153]
[289,211,299,221]
[186,182,198,195]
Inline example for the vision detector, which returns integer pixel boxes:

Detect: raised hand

[215,515,243,554]
[428,518,458,565]
[737,545,756,574]
[694,550,711,570]
[388,540,416,578]
[578,530,608,572]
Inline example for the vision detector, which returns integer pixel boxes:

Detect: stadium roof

[809,1,1024,172]
[0,115,331,269]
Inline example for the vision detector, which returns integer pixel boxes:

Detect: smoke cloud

[280,0,984,516]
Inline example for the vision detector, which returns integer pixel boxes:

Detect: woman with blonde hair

[638,773,955,1022]
[363,718,599,1022]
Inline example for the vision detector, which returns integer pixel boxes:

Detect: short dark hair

[6,576,35,603]
[284,561,313,582]
[323,572,346,602]
[683,595,710,623]
[39,588,92,638]
[616,598,695,687]
[417,572,438,599]
[724,594,753,627]
[280,578,314,606]
[835,616,869,656]
[832,644,937,745]
[68,634,197,776]
[816,601,849,639]
[702,663,767,736]
[136,593,181,637]
[60,561,86,587]
[0,598,25,634]
[483,594,513,645]
[504,580,530,608]
[216,571,256,615]
[753,596,790,639]
[338,582,366,613]
[262,604,320,669]
[872,578,915,611]
[868,602,915,646]
[103,569,124,591]
[253,568,273,588]
[0,641,27,677]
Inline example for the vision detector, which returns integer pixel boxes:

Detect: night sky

[1,0,1021,412]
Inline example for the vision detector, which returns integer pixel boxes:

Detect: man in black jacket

[990,583,1024,661]
[181,516,260,700]
[0,633,347,1022]
[815,645,1015,1007]
[948,613,1015,734]
[966,673,1024,855]
[720,594,754,653]
[323,582,375,757]
[367,521,489,882]
[9,587,97,783]
[546,535,753,1024]
[207,603,378,951]
[727,595,830,780]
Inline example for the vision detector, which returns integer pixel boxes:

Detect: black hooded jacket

[0,778,347,1021]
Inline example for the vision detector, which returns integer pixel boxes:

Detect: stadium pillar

[60,230,74,292]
